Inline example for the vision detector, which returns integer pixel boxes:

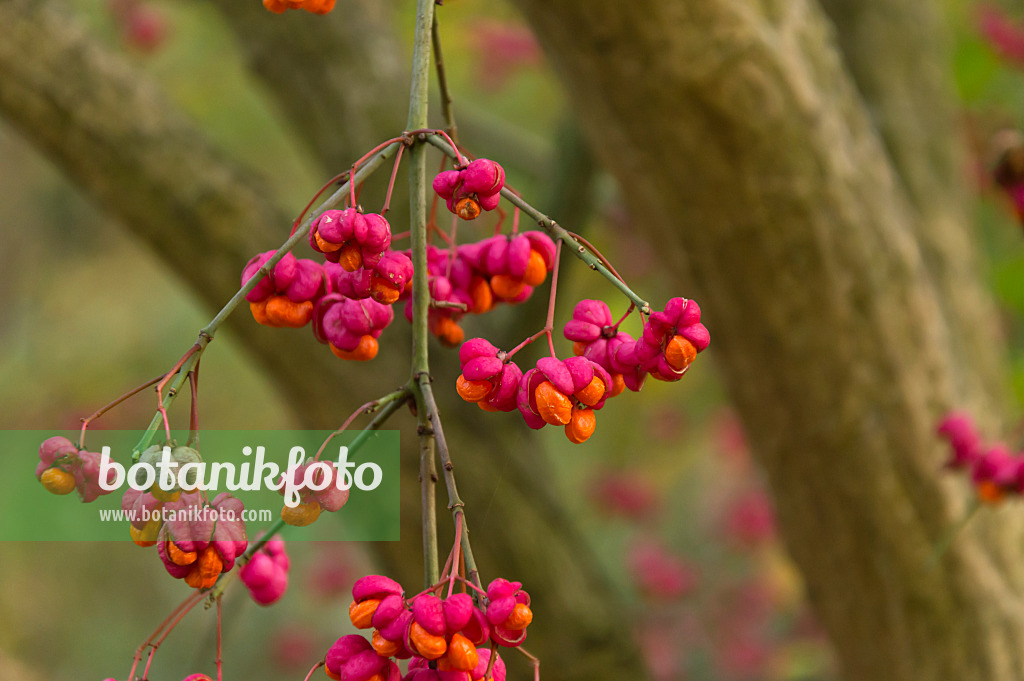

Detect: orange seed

[456,374,493,403]
[502,603,533,630]
[249,299,276,327]
[409,621,447,660]
[522,250,548,287]
[489,274,524,301]
[371,629,402,657]
[338,242,363,272]
[665,335,697,371]
[369,277,401,305]
[445,633,479,671]
[469,276,494,314]
[314,232,343,253]
[130,519,162,548]
[534,381,572,426]
[433,317,464,348]
[184,546,223,589]
[574,375,606,407]
[330,336,379,362]
[40,467,76,495]
[281,501,322,527]
[609,373,626,398]
[167,541,197,566]
[265,296,314,328]
[304,0,337,14]
[349,599,380,629]
[565,407,596,444]
[455,197,482,221]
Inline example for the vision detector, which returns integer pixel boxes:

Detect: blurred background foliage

[3,0,1024,680]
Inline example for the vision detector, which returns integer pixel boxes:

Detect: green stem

[419,425,440,587]
[314,387,411,460]
[422,133,651,313]
[419,376,482,589]
[132,349,204,457]
[408,0,439,589]
[346,389,412,457]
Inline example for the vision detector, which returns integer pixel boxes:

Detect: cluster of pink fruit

[327,574,527,681]
[242,158,562,359]
[34,436,252,591]
[35,435,350,591]
[277,456,350,526]
[127,488,248,590]
[35,435,116,502]
[455,297,710,444]
[937,412,1024,503]
[239,535,291,606]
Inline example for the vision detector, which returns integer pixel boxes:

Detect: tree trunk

[508,0,1024,678]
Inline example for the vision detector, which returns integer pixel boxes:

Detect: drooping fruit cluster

[455,297,710,444]
[35,436,117,502]
[313,291,395,362]
[455,339,522,413]
[937,412,1024,503]
[326,574,528,681]
[156,491,248,589]
[243,252,328,328]
[457,232,555,304]
[396,232,556,348]
[433,159,505,221]
[240,534,290,606]
[262,0,335,14]
[277,457,350,527]
[518,356,612,444]
[568,298,710,386]
[242,164,557,358]
[311,208,393,272]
